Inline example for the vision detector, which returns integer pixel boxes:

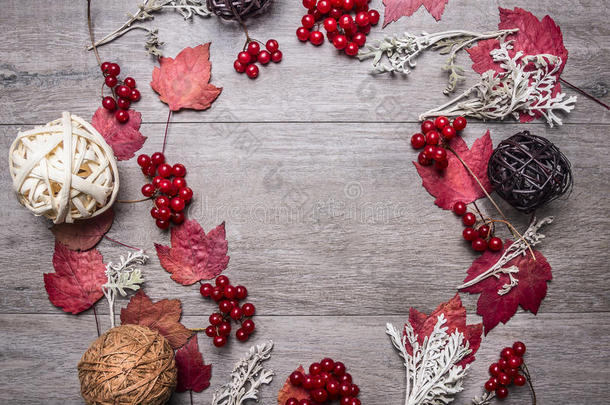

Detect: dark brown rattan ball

[487,131,572,213]
[207,0,273,21]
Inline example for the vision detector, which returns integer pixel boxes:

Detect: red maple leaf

[120,290,194,349]
[414,131,493,210]
[406,294,482,366]
[91,108,146,161]
[50,208,115,251]
[175,336,212,393]
[150,43,222,112]
[467,7,568,122]
[277,365,310,405]
[460,241,552,334]
[155,220,229,286]
[383,0,450,26]
[43,241,106,314]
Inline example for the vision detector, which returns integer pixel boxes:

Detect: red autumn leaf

[175,336,212,393]
[120,290,194,349]
[467,7,568,122]
[155,220,229,286]
[91,107,146,160]
[50,208,115,251]
[150,43,222,112]
[278,365,310,405]
[43,241,106,314]
[383,0,450,26]
[414,131,493,210]
[406,294,482,367]
[460,241,552,334]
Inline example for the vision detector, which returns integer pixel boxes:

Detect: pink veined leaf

[50,208,115,251]
[175,336,212,393]
[383,0,450,26]
[91,108,146,160]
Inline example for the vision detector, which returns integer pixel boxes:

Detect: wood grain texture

[0,0,609,404]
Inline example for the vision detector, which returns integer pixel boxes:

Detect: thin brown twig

[103,235,141,251]
[117,197,151,204]
[190,390,193,405]
[92,304,101,337]
[522,362,537,405]
[161,109,172,154]
[560,78,609,110]
[86,0,102,66]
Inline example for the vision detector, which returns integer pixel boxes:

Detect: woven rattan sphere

[78,325,177,405]
[8,112,119,224]
[487,131,572,213]
[207,0,273,21]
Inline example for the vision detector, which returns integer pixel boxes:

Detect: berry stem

[86,0,102,66]
[92,304,101,337]
[117,197,151,204]
[189,328,208,332]
[161,108,172,154]
[103,235,142,251]
[521,362,537,405]
[559,78,609,110]
[471,200,488,224]
[189,390,193,405]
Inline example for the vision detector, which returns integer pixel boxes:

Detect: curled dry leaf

[44,241,107,314]
[150,43,222,111]
[155,220,229,286]
[91,108,146,160]
[460,240,552,334]
[383,0,450,26]
[277,365,310,405]
[50,208,115,251]
[414,131,493,210]
[175,336,212,393]
[120,290,194,349]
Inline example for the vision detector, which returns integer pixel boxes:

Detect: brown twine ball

[206,0,273,21]
[77,325,177,405]
[487,131,573,213]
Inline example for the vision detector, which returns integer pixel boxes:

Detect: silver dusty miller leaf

[387,314,471,405]
[212,340,274,405]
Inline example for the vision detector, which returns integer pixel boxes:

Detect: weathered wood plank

[0,0,608,124]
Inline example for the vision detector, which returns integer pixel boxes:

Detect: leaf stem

[190,390,194,405]
[162,108,173,154]
[522,362,537,405]
[104,235,141,251]
[86,0,102,66]
[92,304,101,337]
[190,327,208,332]
[559,78,609,110]
[117,197,151,203]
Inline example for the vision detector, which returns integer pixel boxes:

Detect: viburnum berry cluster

[234,39,283,79]
[199,275,256,347]
[297,0,380,56]
[99,61,141,124]
[137,152,193,229]
[453,200,504,253]
[485,341,531,400]
[411,116,468,170]
[285,359,361,405]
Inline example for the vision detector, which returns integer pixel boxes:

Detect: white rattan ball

[9,112,119,224]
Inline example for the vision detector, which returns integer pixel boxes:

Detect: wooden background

[1,1,609,404]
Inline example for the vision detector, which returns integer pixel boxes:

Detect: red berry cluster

[200,275,256,347]
[100,61,141,124]
[485,342,528,399]
[411,116,467,170]
[285,359,361,405]
[137,152,193,229]
[452,201,503,253]
[297,0,380,56]
[235,39,283,79]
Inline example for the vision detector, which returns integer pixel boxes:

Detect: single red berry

[285,399,298,405]
[116,97,130,110]
[434,116,449,129]
[333,362,346,376]
[218,322,231,336]
[105,75,118,88]
[418,151,432,166]
[257,50,271,65]
[339,382,351,397]
[495,386,509,399]
[353,32,366,47]
[478,225,491,238]
[297,27,310,41]
[107,63,120,76]
[170,197,185,212]
[498,358,508,370]
[411,133,426,149]
[339,373,352,384]
[130,89,141,102]
[137,154,151,168]
[246,64,259,79]
[462,227,477,241]
[100,61,111,72]
[425,131,440,145]
[102,96,116,111]
[211,287,224,302]
[484,378,497,392]
[326,379,340,395]
[213,335,227,347]
[271,51,283,62]
[514,374,527,386]
[311,388,328,403]
[156,163,171,178]
[152,176,163,189]
[172,177,187,190]
[238,51,251,64]
[505,367,519,377]
[266,39,279,53]
[171,211,185,224]
[317,0,331,13]
[513,341,526,356]
[453,201,467,216]
[151,152,165,165]
[453,116,467,131]
[339,14,353,29]
[141,184,155,197]
[333,34,348,50]
[242,302,255,316]
[200,282,213,297]
[472,238,488,252]
[324,17,338,31]
[158,179,172,194]
[115,110,129,123]
[462,212,476,226]
[329,7,342,19]
[209,312,223,326]
[501,347,515,360]
[320,358,334,372]
[498,372,511,386]
[435,158,449,170]
[178,187,193,202]
[489,363,501,376]
[242,319,255,334]
[508,355,523,369]
[433,147,447,162]
[421,120,435,133]
[216,275,230,287]
[235,285,248,299]
[290,370,304,386]
[142,165,156,176]
[302,375,315,390]
[351,384,360,396]
[116,85,131,98]
[368,9,380,25]
[123,77,136,88]
[234,328,248,341]
[157,207,171,221]
[355,11,369,26]
[230,306,243,320]
[247,41,260,56]
[442,125,457,140]
[345,42,359,56]
[342,0,354,10]
[340,398,351,405]
[310,31,324,45]
[309,362,322,375]
[234,60,246,73]
[488,237,503,251]
[205,325,216,337]
[218,300,232,314]
[298,399,312,405]
[423,145,435,156]
[223,285,237,299]
[302,0,316,8]
[156,219,170,229]
[302,14,315,28]
[150,207,160,219]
